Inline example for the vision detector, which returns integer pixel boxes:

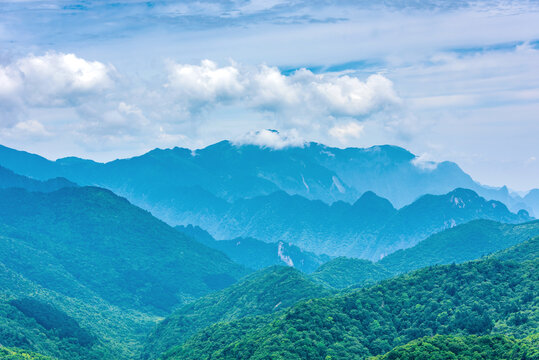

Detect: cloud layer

[0,52,113,108]
[166,60,400,120]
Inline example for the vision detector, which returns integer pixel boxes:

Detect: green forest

[165,257,538,359]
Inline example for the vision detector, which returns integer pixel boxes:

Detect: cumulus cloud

[234,129,305,149]
[329,122,364,142]
[165,60,401,120]
[0,52,114,108]
[166,59,245,106]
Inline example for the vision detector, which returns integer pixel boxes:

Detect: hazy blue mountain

[141,266,333,360]
[0,186,248,314]
[378,219,539,274]
[0,141,533,215]
[176,225,330,273]
[0,165,76,192]
[523,189,539,217]
[310,257,393,289]
[0,142,533,259]
[194,188,530,259]
[373,189,533,257]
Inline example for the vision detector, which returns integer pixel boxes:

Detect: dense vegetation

[492,236,539,263]
[0,346,54,360]
[165,258,538,359]
[379,219,539,274]
[141,266,333,359]
[371,334,539,360]
[0,187,247,313]
[0,184,249,359]
[0,255,155,359]
[177,225,330,273]
[311,257,393,289]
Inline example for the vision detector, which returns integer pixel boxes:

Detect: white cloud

[166,60,401,120]
[411,153,439,171]
[234,129,305,149]
[329,122,364,142]
[0,119,51,139]
[0,52,114,108]
[166,59,245,107]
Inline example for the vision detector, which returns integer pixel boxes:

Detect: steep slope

[372,334,539,360]
[379,219,539,274]
[0,187,248,313]
[165,258,538,359]
[141,266,333,360]
[176,225,330,273]
[0,165,75,192]
[311,257,393,289]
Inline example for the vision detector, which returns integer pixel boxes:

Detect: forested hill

[371,334,539,360]
[311,257,392,289]
[378,219,539,274]
[0,346,55,360]
[141,266,333,360]
[0,186,248,314]
[164,257,538,359]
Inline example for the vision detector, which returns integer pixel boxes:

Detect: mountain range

[0,141,536,214]
[0,141,537,360]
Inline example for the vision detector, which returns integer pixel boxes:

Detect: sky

[0,0,538,191]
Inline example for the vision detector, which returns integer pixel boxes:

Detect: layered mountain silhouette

[187,188,530,259]
[0,147,532,259]
[0,140,533,213]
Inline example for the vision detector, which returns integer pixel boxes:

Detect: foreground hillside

[142,266,333,359]
[372,334,539,360]
[0,346,54,360]
[164,257,538,359]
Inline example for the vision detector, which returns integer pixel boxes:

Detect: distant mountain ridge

[0,141,534,213]
[188,188,530,259]
[0,153,531,259]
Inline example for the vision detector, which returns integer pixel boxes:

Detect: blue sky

[0,0,538,190]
